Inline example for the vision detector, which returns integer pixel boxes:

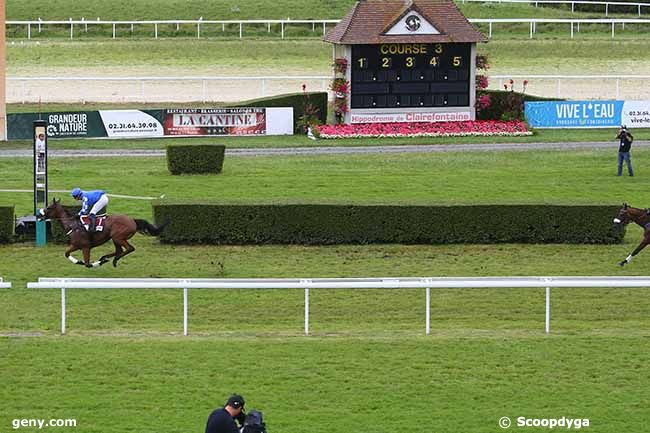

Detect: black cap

[226,395,245,409]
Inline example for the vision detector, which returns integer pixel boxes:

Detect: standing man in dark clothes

[616,125,634,176]
[205,395,246,433]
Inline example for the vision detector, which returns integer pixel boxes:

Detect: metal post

[606,3,609,16]
[155,23,158,39]
[268,22,271,32]
[489,21,492,38]
[529,22,533,38]
[197,22,201,39]
[425,287,431,335]
[639,5,642,17]
[112,23,115,39]
[571,22,574,38]
[239,22,242,39]
[183,287,188,336]
[27,23,31,39]
[612,22,615,38]
[61,287,66,335]
[69,19,73,39]
[130,23,133,33]
[572,1,575,12]
[322,22,326,35]
[545,287,550,334]
[281,22,284,39]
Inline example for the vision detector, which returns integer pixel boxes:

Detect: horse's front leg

[619,238,650,266]
[65,245,84,266]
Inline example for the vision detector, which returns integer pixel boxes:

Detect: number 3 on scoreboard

[405,56,415,68]
[381,57,392,68]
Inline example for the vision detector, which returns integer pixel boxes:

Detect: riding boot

[89,214,97,232]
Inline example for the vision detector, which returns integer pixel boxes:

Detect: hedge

[540,0,640,13]
[0,206,15,243]
[230,92,328,133]
[477,90,559,121]
[152,204,624,245]
[167,144,225,175]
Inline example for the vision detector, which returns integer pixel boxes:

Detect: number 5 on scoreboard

[452,56,462,67]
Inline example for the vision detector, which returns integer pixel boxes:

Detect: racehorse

[613,203,650,266]
[40,198,169,268]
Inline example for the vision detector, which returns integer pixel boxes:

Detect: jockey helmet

[71,187,82,198]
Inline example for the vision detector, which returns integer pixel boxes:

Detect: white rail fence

[26,276,650,336]
[460,0,650,16]
[0,278,11,289]
[6,18,650,39]
[8,74,650,103]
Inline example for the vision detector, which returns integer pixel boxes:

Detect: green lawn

[8,38,650,78]
[6,0,642,21]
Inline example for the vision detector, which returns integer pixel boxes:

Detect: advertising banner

[525,100,650,128]
[8,108,293,140]
[163,108,267,136]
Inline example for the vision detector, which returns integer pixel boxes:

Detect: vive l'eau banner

[525,100,650,128]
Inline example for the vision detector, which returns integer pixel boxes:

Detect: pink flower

[302,84,306,92]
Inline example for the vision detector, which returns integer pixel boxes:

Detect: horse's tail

[135,218,170,236]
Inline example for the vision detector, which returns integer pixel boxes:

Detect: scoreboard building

[324,0,487,124]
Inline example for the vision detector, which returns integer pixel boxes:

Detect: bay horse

[613,203,650,267]
[40,198,169,268]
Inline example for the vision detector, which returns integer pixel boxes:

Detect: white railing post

[38,17,42,33]
[61,287,66,335]
[281,22,284,39]
[302,279,311,336]
[155,23,158,39]
[27,23,31,39]
[239,22,243,39]
[489,21,493,38]
[572,1,575,12]
[606,2,609,16]
[571,22,574,38]
[198,17,202,39]
[112,23,116,39]
[612,22,615,38]
[323,21,326,35]
[545,286,550,334]
[529,21,533,38]
[183,286,188,336]
[424,279,432,335]
[69,18,74,40]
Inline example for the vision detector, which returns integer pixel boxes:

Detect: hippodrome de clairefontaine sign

[324,0,487,124]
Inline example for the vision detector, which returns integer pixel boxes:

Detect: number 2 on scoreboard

[381,57,392,68]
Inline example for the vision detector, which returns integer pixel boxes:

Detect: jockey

[71,187,109,232]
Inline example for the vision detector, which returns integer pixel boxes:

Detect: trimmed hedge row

[230,92,328,133]
[152,204,624,245]
[0,206,15,243]
[166,144,225,175]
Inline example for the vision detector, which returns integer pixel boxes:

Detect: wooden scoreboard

[324,0,487,124]
[351,43,470,109]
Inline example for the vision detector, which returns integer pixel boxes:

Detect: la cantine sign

[324,0,487,124]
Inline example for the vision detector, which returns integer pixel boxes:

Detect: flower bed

[317,120,532,139]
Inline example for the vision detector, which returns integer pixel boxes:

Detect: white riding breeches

[90,194,109,215]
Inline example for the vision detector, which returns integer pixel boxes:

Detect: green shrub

[232,92,328,133]
[166,145,225,175]
[477,90,559,121]
[0,206,15,243]
[153,203,624,245]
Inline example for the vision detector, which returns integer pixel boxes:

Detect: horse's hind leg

[99,241,122,265]
[65,245,84,266]
[113,239,135,267]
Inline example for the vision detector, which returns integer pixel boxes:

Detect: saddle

[79,214,107,232]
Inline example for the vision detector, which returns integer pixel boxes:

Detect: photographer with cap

[616,125,634,177]
[205,394,246,433]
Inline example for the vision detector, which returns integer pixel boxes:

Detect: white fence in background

[460,0,650,16]
[0,278,11,288]
[27,277,650,336]
[7,74,650,103]
[6,18,650,39]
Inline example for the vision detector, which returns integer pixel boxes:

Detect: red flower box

[317,120,531,139]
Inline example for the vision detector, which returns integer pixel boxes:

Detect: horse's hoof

[85,264,93,268]
[76,261,85,266]
[618,261,626,267]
